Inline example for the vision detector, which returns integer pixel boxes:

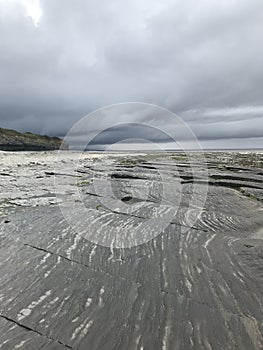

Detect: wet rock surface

[0,151,263,349]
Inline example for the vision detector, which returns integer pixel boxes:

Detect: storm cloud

[0,0,263,149]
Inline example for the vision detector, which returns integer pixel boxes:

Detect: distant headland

[0,127,68,151]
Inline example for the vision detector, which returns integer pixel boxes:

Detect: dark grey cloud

[0,0,263,149]
[86,124,175,147]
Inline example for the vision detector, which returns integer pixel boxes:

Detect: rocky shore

[0,151,262,349]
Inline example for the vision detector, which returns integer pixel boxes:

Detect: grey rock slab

[0,244,139,349]
[0,316,68,350]
[0,151,263,349]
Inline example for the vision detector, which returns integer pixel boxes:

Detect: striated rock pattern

[0,151,263,349]
[0,127,68,151]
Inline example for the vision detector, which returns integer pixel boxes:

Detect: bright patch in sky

[0,0,42,26]
[22,0,42,26]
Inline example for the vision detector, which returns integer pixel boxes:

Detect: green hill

[0,127,68,151]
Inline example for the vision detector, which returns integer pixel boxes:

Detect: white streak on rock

[17,290,52,321]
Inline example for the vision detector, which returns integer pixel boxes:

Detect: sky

[0,0,262,150]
